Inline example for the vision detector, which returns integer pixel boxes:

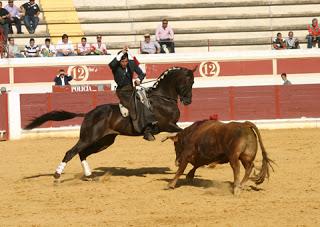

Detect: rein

[140,79,158,84]
[148,93,178,103]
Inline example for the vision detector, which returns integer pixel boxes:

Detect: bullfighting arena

[1,128,320,226]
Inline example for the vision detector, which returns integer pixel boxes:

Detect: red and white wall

[1,49,320,139]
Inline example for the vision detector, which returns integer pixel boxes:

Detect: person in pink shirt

[77,37,91,56]
[307,18,320,48]
[155,18,175,53]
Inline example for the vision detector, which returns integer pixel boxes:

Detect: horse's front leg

[166,122,183,132]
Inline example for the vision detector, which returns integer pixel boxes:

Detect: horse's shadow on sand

[22,166,173,180]
[92,166,172,177]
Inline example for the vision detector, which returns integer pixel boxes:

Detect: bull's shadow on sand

[160,177,232,190]
[92,166,172,177]
[159,177,264,194]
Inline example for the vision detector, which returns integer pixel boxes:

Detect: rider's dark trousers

[116,85,157,133]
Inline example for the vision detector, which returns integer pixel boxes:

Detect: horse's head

[175,67,195,105]
[152,66,196,105]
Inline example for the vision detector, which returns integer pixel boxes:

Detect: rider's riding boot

[143,126,155,141]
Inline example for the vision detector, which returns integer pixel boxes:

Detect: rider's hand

[134,79,141,86]
[122,45,129,53]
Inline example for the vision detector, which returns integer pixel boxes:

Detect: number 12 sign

[199,61,220,77]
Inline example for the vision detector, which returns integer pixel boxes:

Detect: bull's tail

[24,110,85,130]
[246,121,275,185]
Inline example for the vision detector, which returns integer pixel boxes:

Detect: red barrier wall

[0,68,10,84]
[20,91,118,128]
[3,57,320,84]
[20,84,320,129]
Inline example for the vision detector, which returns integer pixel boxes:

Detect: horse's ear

[161,133,178,142]
[191,65,198,73]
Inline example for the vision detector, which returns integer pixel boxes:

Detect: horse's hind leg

[54,141,88,179]
[78,134,118,178]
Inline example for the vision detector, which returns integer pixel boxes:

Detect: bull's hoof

[233,187,241,196]
[164,184,175,190]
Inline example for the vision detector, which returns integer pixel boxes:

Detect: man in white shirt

[4,0,23,34]
[140,33,160,54]
[56,34,76,56]
[40,38,56,57]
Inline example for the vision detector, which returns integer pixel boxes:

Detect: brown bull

[163,120,274,195]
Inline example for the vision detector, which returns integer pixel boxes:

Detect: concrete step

[77,17,311,35]
[72,0,320,11]
[73,4,320,23]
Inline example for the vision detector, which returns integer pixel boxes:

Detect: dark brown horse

[25,67,196,180]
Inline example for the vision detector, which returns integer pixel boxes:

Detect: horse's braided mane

[152,66,186,89]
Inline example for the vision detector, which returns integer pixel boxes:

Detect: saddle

[119,88,151,118]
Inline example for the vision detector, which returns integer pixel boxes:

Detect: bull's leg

[54,141,88,180]
[230,158,241,196]
[240,160,254,187]
[186,166,199,183]
[167,159,188,189]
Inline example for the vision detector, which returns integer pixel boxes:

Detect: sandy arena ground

[0,128,320,226]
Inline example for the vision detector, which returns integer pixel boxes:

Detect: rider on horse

[109,46,158,141]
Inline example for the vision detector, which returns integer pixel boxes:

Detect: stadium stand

[7,0,320,53]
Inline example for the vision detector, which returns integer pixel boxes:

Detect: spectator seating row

[8,0,320,53]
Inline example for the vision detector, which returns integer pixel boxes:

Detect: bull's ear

[161,133,178,142]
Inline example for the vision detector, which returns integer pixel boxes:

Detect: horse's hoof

[53,172,61,179]
[82,174,98,181]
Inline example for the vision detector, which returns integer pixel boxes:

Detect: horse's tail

[245,121,275,185]
[24,110,85,130]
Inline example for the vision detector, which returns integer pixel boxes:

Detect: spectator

[24,38,39,57]
[40,38,56,57]
[77,37,91,56]
[281,73,292,85]
[285,31,300,49]
[54,69,73,86]
[155,18,175,53]
[56,34,76,56]
[7,37,23,57]
[91,34,108,55]
[307,18,320,48]
[5,0,23,34]
[0,1,10,41]
[272,32,286,50]
[140,33,160,54]
[21,0,40,34]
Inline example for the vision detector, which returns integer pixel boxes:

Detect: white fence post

[7,92,21,140]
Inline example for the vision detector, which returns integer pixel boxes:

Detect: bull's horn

[161,133,178,142]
